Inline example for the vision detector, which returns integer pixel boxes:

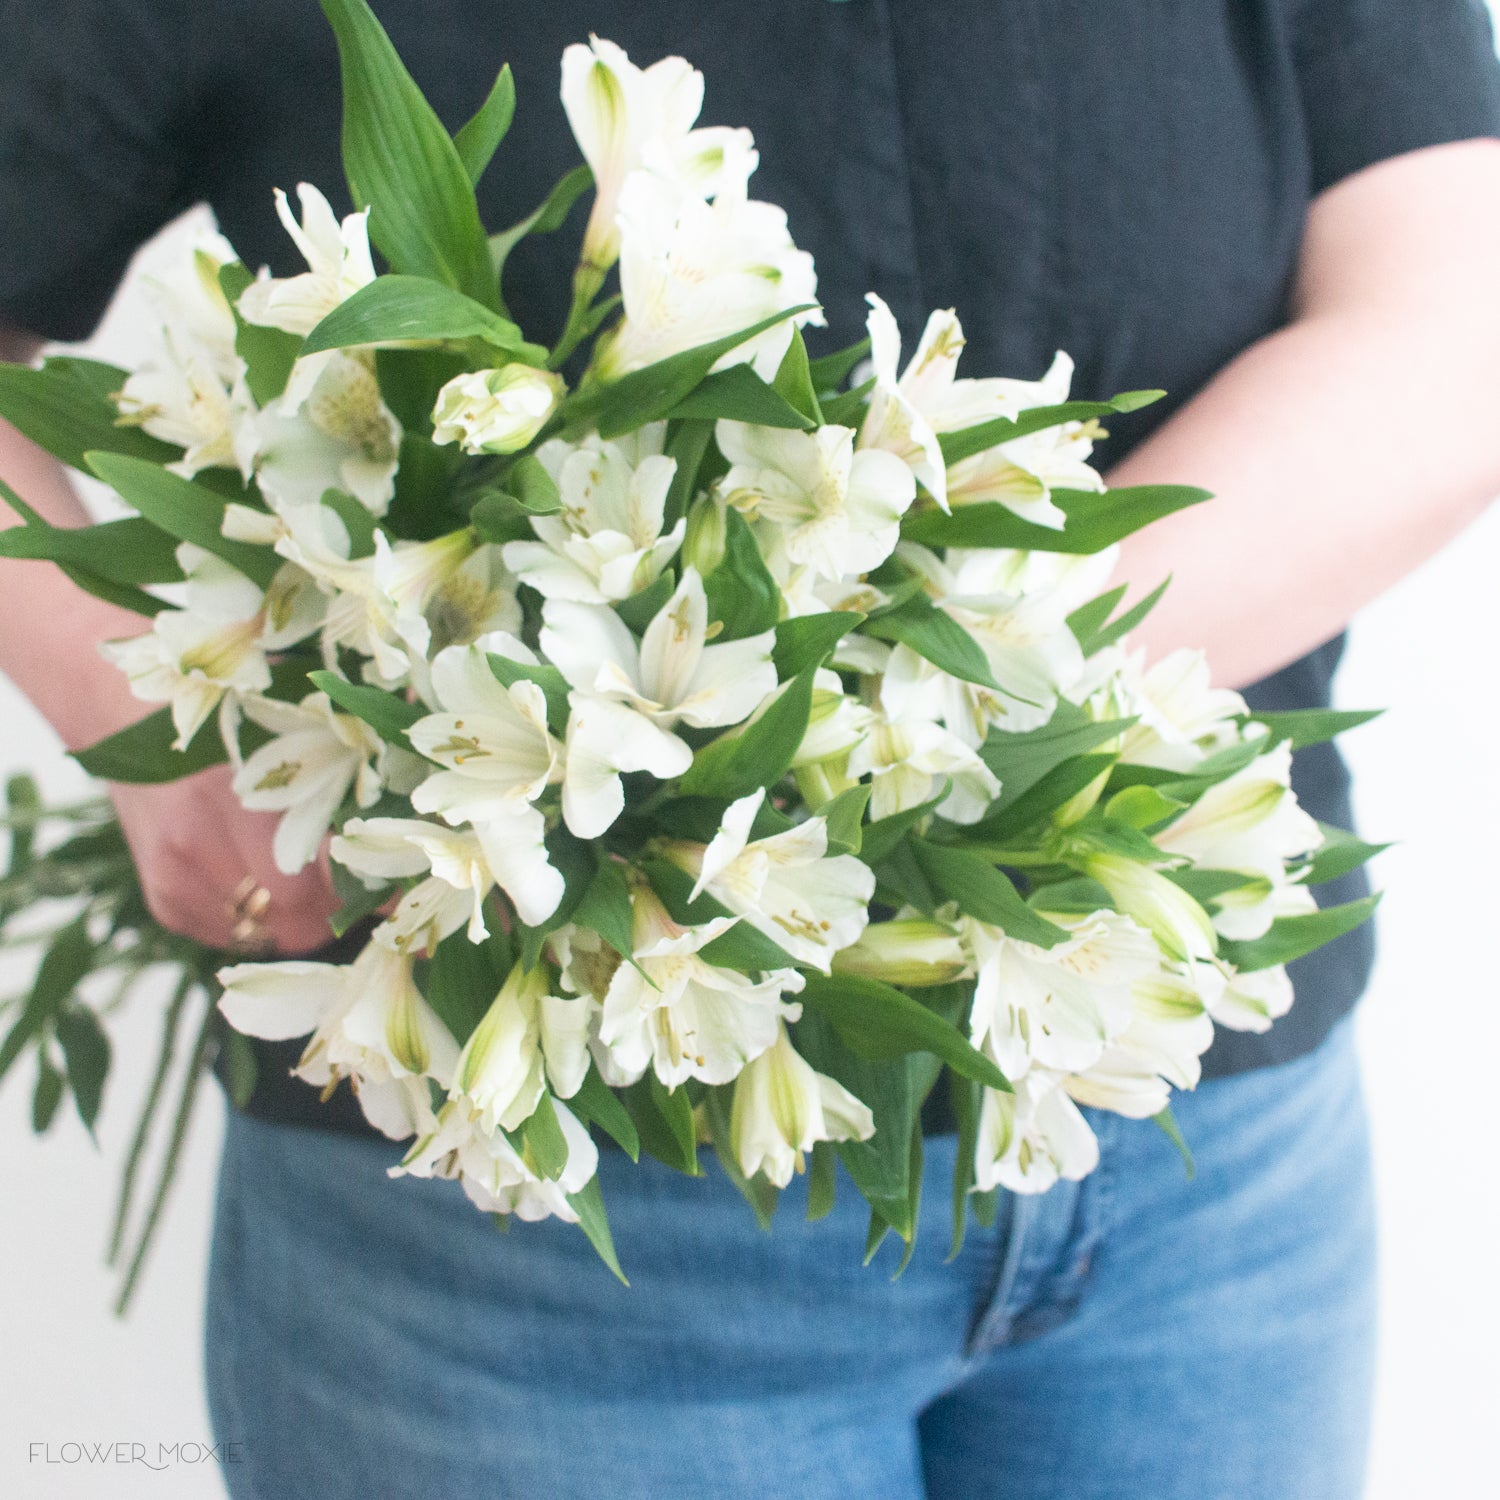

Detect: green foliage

[309,670,424,748]
[320,0,497,306]
[72,708,229,782]
[902,484,1212,555]
[678,671,816,800]
[702,507,779,639]
[0,357,179,473]
[937,390,1164,467]
[664,364,815,429]
[908,838,1068,948]
[1218,893,1382,972]
[302,276,540,360]
[453,64,516,185]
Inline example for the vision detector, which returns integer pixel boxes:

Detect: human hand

[109,766,340,955]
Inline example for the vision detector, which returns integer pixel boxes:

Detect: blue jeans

[205,1018,1376,1500]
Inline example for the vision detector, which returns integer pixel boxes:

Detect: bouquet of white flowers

[0,0,1381,1290]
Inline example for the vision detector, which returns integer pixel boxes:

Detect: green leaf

[771,611,863,680]
[1245,708,1383,750]
[1152,1105,1196,1181]
[565,1175,629,1284]
[218,1025,260,1110]
[1103,784,1187,830]
[424,928,507,1046]
[0,916,93,1084]
[859,785,951,865]
[937,390,1165,468]
[795,1009,916,1204]
[515,826,594,970]
[624,1074,701,1175]
[821,784,872,856]
[489,166,594,299]
[662,418,714,531]
[0,506,183,587]
[568,1066,639,1160]
[55,1004,111,1131]
[702,506,779,639]
[969,754,1117,843]
[663,363,814,429]
[818,376,874,429]
[643,859,796,974]
[797,972,1007,1090]
[565,305,820,440]
[328,859,394,939]
[702,1085,779,1230]
[572,857,635,964]
[0,357,179,473]
[517,1092,569,1180]
[678,670,815,800]
[806,1139,838,1221]
[31,1052,65,1134]
[218,262,301,406]
[909,838,1068,948]
[770,330,823,424]
[948,1071,982,1261]
[902,484,1213,555]
[612,570,677,634]
[1068,576,1171,656]
[485,653,570,737]
[309,669,424,748]
[73,708,228,782]
[454,64,515,185]
[302,275,535,359]
[807,336,871,394]
[320,0,496,306]
[1218,893,1381,972]
[1303,824,1391,886]
[83,453,278,589]
[863,594,1001,691]
[505,453,563,514]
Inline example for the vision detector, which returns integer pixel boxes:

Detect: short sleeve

[1290,0,1500,195]
[0,1,207,342]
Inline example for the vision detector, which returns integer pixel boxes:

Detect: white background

[2,26,1499,1500]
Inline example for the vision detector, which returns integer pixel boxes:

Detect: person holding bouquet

[1,2,1498,1497]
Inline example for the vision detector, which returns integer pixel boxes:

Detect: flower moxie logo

[28,1440,246,1469]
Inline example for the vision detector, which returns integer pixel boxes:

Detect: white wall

[3,33,1500,1500]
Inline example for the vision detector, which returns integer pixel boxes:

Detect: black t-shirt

[3,1,1498,1134]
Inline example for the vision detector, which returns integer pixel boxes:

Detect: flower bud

[1080,850,1217,964]
[832,917,969,987]
[682,494,727,576]
[431,366,565,456]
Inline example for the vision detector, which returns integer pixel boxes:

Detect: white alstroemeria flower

[231,691,383,874]
[1116,648,1248,771]
[592,170,822,381]
[333,808,563,938]
[664,788,875,971]
[858,295,1045,513]
[878,543,1087,742]
[99,544,312,751]
[730,1021,874,1187]
[237,183,376,337]
[541,569,777,837]
[1209,961,1295,1034]
[963,909,1160,1082]
[217,940,458,1141]
[1119,967,1216,1089]
[407,639,562,827]
[503,427,685,603]
[394,1092,598,1222]
[831,916,971,987]
[1080,849,1218,965]
[430,366,565,456]
[1153,742,1322,940]
[974,1070,1100,1195]
[716,420,915,582]
[137,223,243,373]
[447,965,550,1134]
[116,334,256,481]
[250,349,401,516]
[561,35,757,270]
[598,887,804,1088]
[945,353,1105,529]
[845,710,1001,825]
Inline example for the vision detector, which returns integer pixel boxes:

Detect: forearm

[0,335,151,749]
[1106,140,1500,690]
